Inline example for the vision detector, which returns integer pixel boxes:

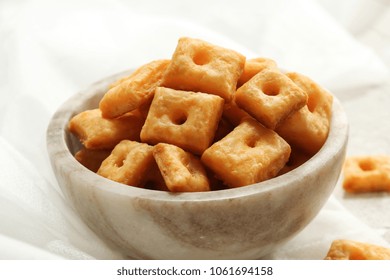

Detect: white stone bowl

[47,70,349,259]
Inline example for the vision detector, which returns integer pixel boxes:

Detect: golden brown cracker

[99,59,170,118]
[97,140,154,187]
[342,155,390,193]
[276,72,333,155]
[68,109,145,149]
[161,37,245,102]
[153,143,210,192]
[201,118,291,188]
[140,87,224,155]
[325,239,390,260]
[235,70,307,129]
[237,57,277,87]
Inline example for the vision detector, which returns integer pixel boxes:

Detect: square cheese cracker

[162,37,245,102]
[342,155,390,193]
[153,143,210,192]
[140,87,224,155]
[235,70,307,130]
[276,72,333,156]
[68,109,145,150]
[99,60,170,118]
[325,239,390,260]
[201,118,291,188]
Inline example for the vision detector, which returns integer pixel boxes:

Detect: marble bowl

[47,70,348,260]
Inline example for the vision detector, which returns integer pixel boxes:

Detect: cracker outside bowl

[47,69,349,259]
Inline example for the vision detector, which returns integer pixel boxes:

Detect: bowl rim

[47,70,349,203]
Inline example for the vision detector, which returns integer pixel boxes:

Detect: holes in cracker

[170,111,188,125]
[358,160,375,171]
[114,154,126,168]
[192,48,211,66]
[261,81,280,96]
[245,137,258,148]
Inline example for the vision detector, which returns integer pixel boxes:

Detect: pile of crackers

[68,37,333,192]
[67,37,390,259]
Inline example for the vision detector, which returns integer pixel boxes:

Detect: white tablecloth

[1,0,389,259]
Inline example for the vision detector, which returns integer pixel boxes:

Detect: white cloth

[1,0,389,259]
